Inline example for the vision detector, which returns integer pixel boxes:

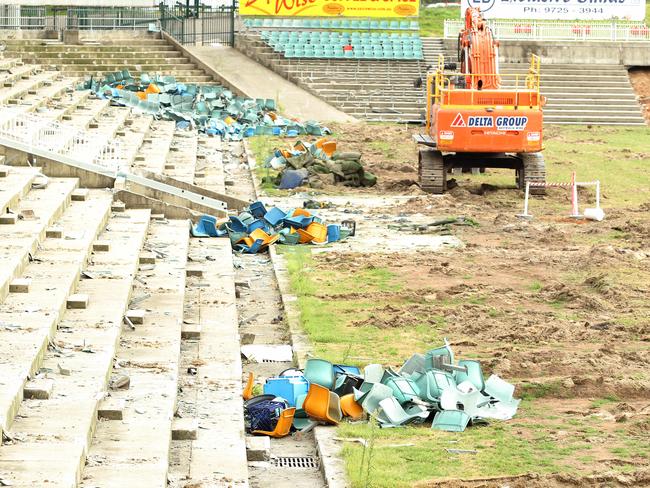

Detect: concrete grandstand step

[0,185,112,438]
[7,50,183,59]
[11,78,83,118]
[0,166,37,215]
[80,219,189,488]
[165,132,198,184]
[132,120,176,175]
[0,64,36,86]
[545,114,646,124]
[181,237,248,486]
[0,70,59,105]
[116,114,153,170]
[66,97,111,130]
[0,209,150,488]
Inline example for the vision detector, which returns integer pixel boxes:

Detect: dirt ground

[629,68,650,123]
[276,122,650,485]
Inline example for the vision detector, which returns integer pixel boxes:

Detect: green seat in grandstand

[390,20,399,29]
[262,18,272,27]
[344,50,354,58]
[312,19,322,28]
[361,32,370,38]
[350,20,361,29]
[410,21,419,30]
[370,20,380,29]
[334,50,344,58]
[314,47,326,57]
[351,31,360,39]
[294,48,305,57]
[360,20,370,29]
[331,19,341,28]
[354,50,365,59]
[399,21,409,30]
[252,19,263,27]
[321,19,331,28]
[390,32,400,38]
[341,19,351,28]
[380,20,389,29]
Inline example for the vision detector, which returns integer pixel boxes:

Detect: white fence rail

[444,19,650,41]
[0,111,125,173]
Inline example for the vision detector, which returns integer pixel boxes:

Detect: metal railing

[0,111,125,173]
[444,19,650,41]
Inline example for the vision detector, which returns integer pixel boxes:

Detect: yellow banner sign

[240,0,418,18]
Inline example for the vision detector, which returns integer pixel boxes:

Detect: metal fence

[444,19,650,41]
[160,3,236,45]
[0,4,237,45]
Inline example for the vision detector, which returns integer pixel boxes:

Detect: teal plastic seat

[432,410,470,432]
[379,20,389,29]
[350,20,360,29]
[376,397,429,427]
[389,21,399,30]
[400,353,426,376]
[425,340,454,371]
[304,358,335,389]
[354,383,393,414]
[455,360,485,392]
[383,377,420,405]
[360,20,370,29]
[363,364,384,383]
[332,19,341,28]
[321,19,331,28]
[341,19,351,29]
[414,370,456,402]
[399,21,409,30]
[370,20,380,29]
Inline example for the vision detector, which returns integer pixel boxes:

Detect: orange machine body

[427,7,544,154]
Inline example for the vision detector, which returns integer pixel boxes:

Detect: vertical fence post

[230,0,236,46]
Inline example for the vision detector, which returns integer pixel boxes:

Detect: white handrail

[444,19,650,41]
[0,111,125,173]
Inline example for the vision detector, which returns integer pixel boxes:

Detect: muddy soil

[629,68,650,124]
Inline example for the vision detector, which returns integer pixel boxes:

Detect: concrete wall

[443,38,650,66]
[0,29,160,41]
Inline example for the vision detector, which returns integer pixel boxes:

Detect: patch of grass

[247,135,284,194]
[529,281,543,292]
[338,417,585,487]
[590,395,620,409]
[419,6,458,37]
[519,380,564,400]
[280,247,442,364]
[460,126,650,208]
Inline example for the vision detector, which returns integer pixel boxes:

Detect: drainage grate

[271,456,320,469]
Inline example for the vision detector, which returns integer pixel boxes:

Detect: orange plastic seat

[292,208,312,218]
[252,407,296,438]
[242,372,254,401]
[322,141,337,157]
[303,384,342,425]
[145,83,161,94]
[340,393,364,420]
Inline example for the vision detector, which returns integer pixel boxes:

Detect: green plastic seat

[321,19,331,28]
[354,383,393,414]
[379,20,389,29]
[304,358,335,389]
[389,21,399,30]
[383,377,420,405]
[376,397,429,427]
[370,20,380,29]
[413,370,456,402]
[359,20,370,29]
[341,19,351,29]
[432,410,470,432]
[331,19,341,28]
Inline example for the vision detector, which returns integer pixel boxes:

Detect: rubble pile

[263,138,377,189]
[191,200,355,253]
[77,71,330,140]
[243,339,521,437]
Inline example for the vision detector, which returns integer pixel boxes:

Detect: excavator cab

[415,7,546,195]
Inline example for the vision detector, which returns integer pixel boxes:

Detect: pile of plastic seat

[191,200,353,253]
[243,339,520,437]
[264,30,424,60]
[77,71,330,140]
[264,138,377,189]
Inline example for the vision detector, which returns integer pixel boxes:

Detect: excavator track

[418,148,447,194]
[518,152,546,196]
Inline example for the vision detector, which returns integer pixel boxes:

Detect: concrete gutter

[243,138,350,488]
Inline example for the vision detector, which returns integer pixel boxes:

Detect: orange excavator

[416,7,546,194]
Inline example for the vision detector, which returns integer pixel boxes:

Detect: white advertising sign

[461,0,646,20]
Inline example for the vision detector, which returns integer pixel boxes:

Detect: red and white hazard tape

[519,172,603,221]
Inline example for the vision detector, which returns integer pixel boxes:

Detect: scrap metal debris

[77,71,330,140]
[242,339,520,437]
[191,201,354,253]
[262,139,377,189]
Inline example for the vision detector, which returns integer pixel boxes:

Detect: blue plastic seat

[370,20,380,30]
[191,215,224,237]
